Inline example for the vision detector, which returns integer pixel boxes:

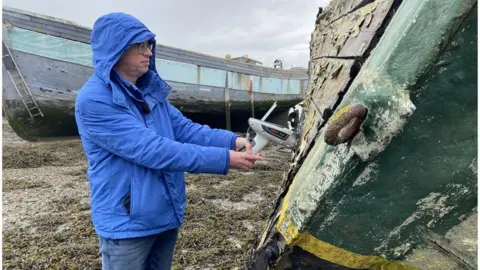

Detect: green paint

[308,2,477,259]
[277,0,477,264]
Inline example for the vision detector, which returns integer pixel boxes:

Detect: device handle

[239,135,268,155]
[250,135,269,155]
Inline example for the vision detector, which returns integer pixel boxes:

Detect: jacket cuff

[223,148,230,175]
[229,134,238,150]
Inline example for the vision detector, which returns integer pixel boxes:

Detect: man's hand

[229,150,263,171]
[235,137,253,153]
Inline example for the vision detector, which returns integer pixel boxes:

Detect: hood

[90,12,157,84]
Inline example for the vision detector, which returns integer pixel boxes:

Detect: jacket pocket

[130,177,138,218]
[129,174,175,229]
[122,191,131,215]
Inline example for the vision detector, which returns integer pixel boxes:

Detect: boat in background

[2,6,308,141]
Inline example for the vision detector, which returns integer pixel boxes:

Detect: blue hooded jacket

[75,12,238,239]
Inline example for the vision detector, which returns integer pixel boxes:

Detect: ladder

[2,40,44,118]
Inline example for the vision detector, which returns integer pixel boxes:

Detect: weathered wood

[297,58,359,161]
[311,0,396,58]
[247,0,478,269]
[315,0,373,26]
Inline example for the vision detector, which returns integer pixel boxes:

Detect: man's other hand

[229,150,263,171]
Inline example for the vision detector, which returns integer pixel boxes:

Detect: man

[74,12,263,269]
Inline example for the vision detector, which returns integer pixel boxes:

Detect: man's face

[116,41,153,78]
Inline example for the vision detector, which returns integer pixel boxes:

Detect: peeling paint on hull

[247,0,478,269]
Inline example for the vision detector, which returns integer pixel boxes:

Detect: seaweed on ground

[2,124,290,269]
[3,141,86,169]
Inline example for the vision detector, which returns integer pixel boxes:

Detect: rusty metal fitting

[324,104,368,146]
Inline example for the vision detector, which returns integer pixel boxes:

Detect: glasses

[136,43,153,54]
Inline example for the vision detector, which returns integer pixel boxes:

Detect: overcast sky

[4,0,331,68]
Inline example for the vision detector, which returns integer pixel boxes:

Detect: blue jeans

[98,228,179,270]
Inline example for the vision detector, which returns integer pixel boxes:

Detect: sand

[2,118,291,269]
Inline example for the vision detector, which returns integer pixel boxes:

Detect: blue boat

[2,6,308,141]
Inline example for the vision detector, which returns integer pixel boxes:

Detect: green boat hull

[248,0,477,269]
